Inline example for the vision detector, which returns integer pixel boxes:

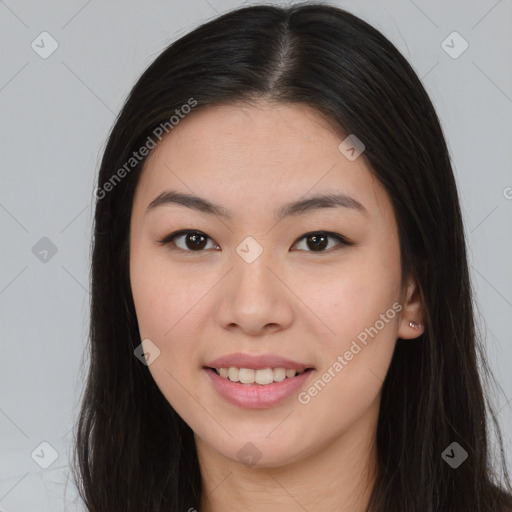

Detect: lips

[202,352,316,408]
[203,352,314,372]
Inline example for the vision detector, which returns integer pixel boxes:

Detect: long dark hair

[71,2,512,510]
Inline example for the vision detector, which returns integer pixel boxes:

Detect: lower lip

[204,368,314,409]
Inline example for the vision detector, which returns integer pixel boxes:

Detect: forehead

[133,102,389,221]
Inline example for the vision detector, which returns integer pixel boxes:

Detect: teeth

[239,368,255,384]
[253,368,273,385]
[227,367,239,382]
[214,367,307,385]
[285,368,296,378]
[273,368,287,382]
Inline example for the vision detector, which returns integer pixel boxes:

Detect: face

[129,101,420,468]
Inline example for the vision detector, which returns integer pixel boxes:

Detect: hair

[71,2,512,511]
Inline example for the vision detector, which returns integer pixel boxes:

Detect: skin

[129,101,425,512]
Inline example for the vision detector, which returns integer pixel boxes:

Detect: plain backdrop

[1,0,511,510]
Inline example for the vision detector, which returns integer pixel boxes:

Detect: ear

[397,274,425,340]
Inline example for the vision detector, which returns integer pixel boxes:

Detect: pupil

[308,233,327,251]
[187,233,207,250]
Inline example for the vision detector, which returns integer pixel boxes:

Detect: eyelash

[156,229,353,255]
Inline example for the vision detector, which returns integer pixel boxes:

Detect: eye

[157,230,353,254]
[292,231,353,252]
[157,230,219,253]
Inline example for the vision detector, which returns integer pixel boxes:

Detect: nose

[214,248,295,337]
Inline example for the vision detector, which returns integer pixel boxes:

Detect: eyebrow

[145,190,368,220]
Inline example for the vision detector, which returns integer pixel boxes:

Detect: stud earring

[409,321,422,329]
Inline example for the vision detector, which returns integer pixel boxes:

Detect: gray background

[1,0,511,510]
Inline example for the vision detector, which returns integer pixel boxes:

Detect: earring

[409,321,422,329]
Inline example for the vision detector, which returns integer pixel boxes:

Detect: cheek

[311,277,400,384]
[297,245,401,414]
[307,248,401,346]
[131,250,202,337]
[130,259,206,413]
[297,277,399,436]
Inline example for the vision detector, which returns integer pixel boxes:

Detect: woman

[72,2,512,511]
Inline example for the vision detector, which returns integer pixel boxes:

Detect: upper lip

[204,352,314,371]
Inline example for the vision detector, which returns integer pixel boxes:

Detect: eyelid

[157,229,354,254]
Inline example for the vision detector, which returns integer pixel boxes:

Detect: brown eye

[158,230,218,252]
[293,232,351,253]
